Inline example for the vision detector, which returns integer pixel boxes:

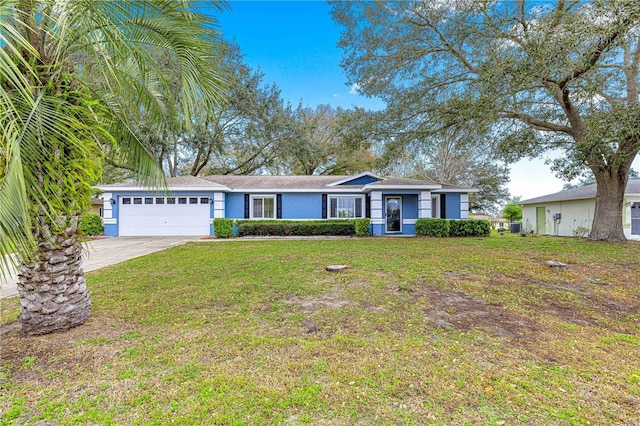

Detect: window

[133,198,142,205]
[167,197,176,204]
[122,197,131,205]
[329,196,364,219]
[200,197,210,204]
[189,197,198,204]
[178,197,187,205]
[144,197,153,205]
[156,198,165,204]
[251,195,275,219]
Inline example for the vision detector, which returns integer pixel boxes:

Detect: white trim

[433,188,479,193]
[213,210,225,219]
[326,171,380,187]
[103,209,113,219]
[103,218,117,225]
[95,185,230,192]
[402,219,417,225]
[385,196,402,233]
[461,194,469,203]
[365,184,441,190]
[371,200,382,210]
[371,218,385,225]
[249,194,276,219]
[232,188,367,193]
[327,194,365,219]
[370,191,382,201]
[213,192,225,201]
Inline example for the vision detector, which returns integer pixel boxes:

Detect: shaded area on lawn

[2,236,639,424]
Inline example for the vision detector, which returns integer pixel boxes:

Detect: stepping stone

[546,260,567,270]
[326,265,348,272]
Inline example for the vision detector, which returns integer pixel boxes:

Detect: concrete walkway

[1,236,198,299]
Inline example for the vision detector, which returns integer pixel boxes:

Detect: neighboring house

[90,197,103,217]
[469,213,509,230]
[520,179,640,240]
[96,172,476,237]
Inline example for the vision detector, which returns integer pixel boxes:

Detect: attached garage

[118,195,211,236]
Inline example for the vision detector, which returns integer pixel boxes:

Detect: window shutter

[276,194,282,219]
[321,194,327,219]
[244,194,250,219]
[440,194,447,219]
[365,196,370,218]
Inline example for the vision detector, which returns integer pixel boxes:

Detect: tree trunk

[17,216,91,335]
[589,169,628,241]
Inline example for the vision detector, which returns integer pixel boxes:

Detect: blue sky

[218,1,384,110]
[215,1,639,201]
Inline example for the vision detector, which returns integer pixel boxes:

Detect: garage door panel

[119,201,211,236]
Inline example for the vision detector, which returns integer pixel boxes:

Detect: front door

[632,202,640,236]
[536,206,546,234]
[386,196,402,233]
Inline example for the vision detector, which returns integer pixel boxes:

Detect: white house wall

[523,197,640,240]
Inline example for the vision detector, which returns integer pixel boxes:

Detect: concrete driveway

[1,236,198,299]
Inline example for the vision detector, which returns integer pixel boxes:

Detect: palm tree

[0,0,226,335]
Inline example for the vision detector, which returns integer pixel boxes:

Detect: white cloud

[333,93,340,98]
[349,83,361,95]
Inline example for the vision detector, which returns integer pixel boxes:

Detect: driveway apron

[1,236,198,299]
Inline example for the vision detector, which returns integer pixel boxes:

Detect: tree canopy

[332,0,640,241]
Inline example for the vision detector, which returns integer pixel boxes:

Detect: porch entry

[632,202,640,236]
[385,196,402,233]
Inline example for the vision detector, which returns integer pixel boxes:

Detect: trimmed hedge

[449,219,491,237]
[415,218,449,237]
[80,213,103,236]
[415,218,490,237]
[213,218,235,238]
[236,220,355,237]
[354,218,371,236]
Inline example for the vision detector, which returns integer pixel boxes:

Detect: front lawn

[1,236,639,424]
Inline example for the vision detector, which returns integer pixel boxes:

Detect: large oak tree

[332,0,640,241]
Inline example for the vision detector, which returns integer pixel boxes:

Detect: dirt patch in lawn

[419,286,540,340]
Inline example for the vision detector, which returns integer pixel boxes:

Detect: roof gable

[326,172,380,187]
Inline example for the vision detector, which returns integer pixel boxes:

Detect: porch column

[418,191,432,219]
[213,192,226,218]
[102,193,118,236]
[460,194,469,219]
[369,191,384,236]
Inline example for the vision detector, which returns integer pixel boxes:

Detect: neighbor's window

[329,196,363,218]
[251,195,275,219]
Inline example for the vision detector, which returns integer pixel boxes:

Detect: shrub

[415,218,450,237]
[80,213,103,236]
[213,218,235,238]
[354,218,371,236]
[236,220,355,237]
[449,219,491,237]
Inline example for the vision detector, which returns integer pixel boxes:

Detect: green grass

[1,235,639,424]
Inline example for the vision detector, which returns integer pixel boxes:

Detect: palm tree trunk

[17,216,91,335]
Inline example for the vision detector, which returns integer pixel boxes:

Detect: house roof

[97,172,476,193]
[520,179,640,205]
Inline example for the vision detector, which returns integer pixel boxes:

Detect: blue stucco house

[96,172,476,237]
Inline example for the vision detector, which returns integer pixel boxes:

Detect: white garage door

[119,196,211,236]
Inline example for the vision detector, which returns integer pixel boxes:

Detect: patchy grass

[1,236,639,424]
